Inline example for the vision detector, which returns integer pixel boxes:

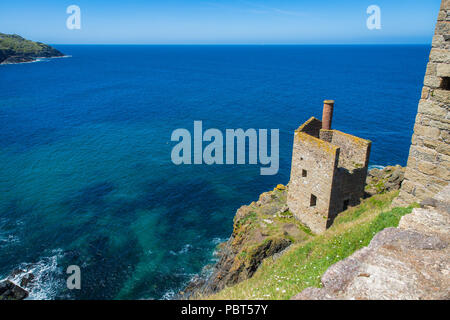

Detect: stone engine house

[287,101,372,234]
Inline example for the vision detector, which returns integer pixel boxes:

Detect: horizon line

[50,43,432,46]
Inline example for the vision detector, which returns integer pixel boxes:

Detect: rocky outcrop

[181,185,310,298]
[0,280,29,300]
[0,269,36,300]
[292,184,450,300]
[365,165,405,196]
[0,33,64,64]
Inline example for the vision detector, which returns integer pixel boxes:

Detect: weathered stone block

[405,168,441,187]
[424,75,443,88]
[409,145,437,163]
[443,0,450,11]
[414,183,440,199]
[400,180,415,194]
[436,19,450,34]
[435,21,450,35]
[417,161,437,175]
[413,124,441,139]
[422,138,439,149]
[437,141,450,156]
[437,63,450,76]
[430,119,450,131]
[430,48,450,63]
[405,155,418,169]
[418,100,447,117]
[432,35,447,48]
[432,89,450,105]
[421,87,430,99]
[419,114,431,126]
[426,62,437,76]
[442,129,450,143]
[435,164,450,180]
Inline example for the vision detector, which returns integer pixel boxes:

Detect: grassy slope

[0,33,46,54]
[206,191,418,300]
[0,33,63,64]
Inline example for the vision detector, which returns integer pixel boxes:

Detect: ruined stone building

[287,101,372,234]
[395,0,450,205]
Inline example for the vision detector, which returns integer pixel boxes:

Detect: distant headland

[0,33,64,64]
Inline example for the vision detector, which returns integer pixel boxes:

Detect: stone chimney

[322,100,334,130]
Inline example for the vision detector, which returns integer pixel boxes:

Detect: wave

[211,237,227,245]
[0,55,72,66]
[368,165,385,170]
[169,244,192,256]
[0,234,20,248]
[161,289,176,300]
[6,249,65,300]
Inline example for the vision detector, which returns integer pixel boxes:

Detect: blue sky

[0,0,442,44]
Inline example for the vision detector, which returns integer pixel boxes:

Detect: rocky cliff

[0,33,64,64]
[182,166,405,299]
[181,184,308,298]
[0,268,35,300]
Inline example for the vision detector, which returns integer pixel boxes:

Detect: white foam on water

[179,244,192,254]
[8,249,66,300]
[0,234,20,248]
[170,244,192,256]
[0,55,72,66]
[211,237,228,261]
[369,165,385,170]
[0,218,20,248]
[161,289,176,300]
[211,237,227,245]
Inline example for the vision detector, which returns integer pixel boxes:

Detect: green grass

[0,33,43,53]
[0,33,61,60]
[205,191,418,300]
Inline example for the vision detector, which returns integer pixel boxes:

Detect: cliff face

[0,33,64,64]
[182,185,312,298]
[182,167,405,299]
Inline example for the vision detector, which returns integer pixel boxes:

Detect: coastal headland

[0,33,64,64]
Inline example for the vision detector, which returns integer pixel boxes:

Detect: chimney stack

[322,100,334,130]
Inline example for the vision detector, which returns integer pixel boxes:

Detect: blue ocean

[0,45,429,299]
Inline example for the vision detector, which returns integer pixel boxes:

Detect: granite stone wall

[288,118,339,234]
[288,117,371,234]
[396,0,450,205]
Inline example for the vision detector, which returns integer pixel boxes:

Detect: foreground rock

[292,184,450,300]
[0,268,36,300]
[0,33,64,64]
[365,165,405,196]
